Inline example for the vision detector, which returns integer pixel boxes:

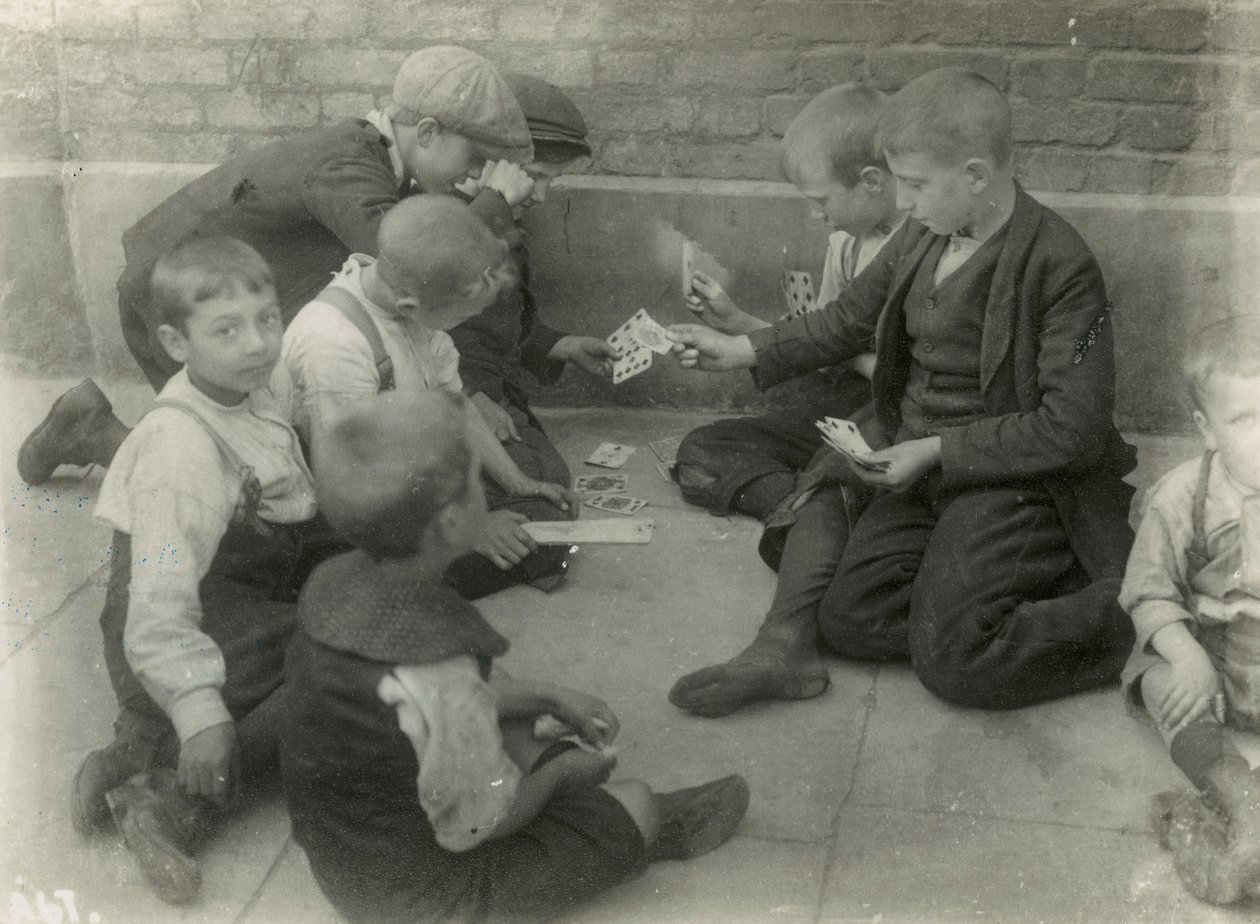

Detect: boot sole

[17,379,111,485]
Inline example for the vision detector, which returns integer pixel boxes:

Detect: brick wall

[3,0,1258,194]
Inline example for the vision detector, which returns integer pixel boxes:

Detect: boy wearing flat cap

[19,45,534,486]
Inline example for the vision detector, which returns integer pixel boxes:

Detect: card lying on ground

[521,519,654,544]
[648,435,683,464]
[584,493,649,516]
[586,442,636,468]
[780,270,816,321]
[575,473,629,493]
[816,417,891,472]
[656,461,676,483]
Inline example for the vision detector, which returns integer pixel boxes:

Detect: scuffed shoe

[70,737,156,836]
[647,774,750,862]
[106,771,206,905]
[17,379,125,485]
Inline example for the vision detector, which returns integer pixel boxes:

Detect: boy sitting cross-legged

[73,236,323,903]
[280,390,751,923]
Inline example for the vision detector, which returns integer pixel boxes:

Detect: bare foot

[668,645,830,718]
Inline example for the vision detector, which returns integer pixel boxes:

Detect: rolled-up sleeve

[1119,476,1197,654]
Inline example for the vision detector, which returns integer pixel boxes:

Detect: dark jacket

[450,191,567,412]
[749,185,1136,581]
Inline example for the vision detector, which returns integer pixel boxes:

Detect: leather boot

[106,770,212,904]
[18,379,128,485]
[70,734,157,835]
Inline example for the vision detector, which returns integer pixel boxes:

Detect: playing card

[779,270,816,321]
[627,310,673,354]
[585,442,636,469]
[611,344,653,383]
[656,462,676,483]
[648,435,683,464]
[575,473,628,493]
[584,493,648,516]
[816,418,890,472]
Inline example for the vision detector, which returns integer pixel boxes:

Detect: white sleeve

[430,330,464,393]
[377,658,521,852]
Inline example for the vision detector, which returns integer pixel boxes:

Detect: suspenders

[146,398,273,537]
[312,283,396,393]
[1186,450,1215,581]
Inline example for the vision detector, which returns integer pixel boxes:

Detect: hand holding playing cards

[471,391,522,443]
[548,687,620,750]
[851,437,942,490]
[686,270,766,336]
[667,323,757,372]
[478,159,535,207]
[476,510,538,570]
[549,335,618,378]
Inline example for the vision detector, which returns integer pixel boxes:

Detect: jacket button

[925,298,935,310]
[922,342,934,352]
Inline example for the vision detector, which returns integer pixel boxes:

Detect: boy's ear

[963,158,993,192]
[413,117,441,148]
[156,323,189,364]
[1192,408,1217,450]
[858,166,885,194]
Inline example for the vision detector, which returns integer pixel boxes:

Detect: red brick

[66,128,243,162]
[498,2,567,41]
[595,51,662,86]
[0,126,63,160]
[1243,64,1260,106]
[1208,5,1260,51]
[63,42,230,86]
[205,89,321,130]
[0,87,58,127]
[757,2,904,44]
[364,0,498,42]
[57,0,137,40]
[673,140,783,180]
[1087,57,1216,105]
[136,0,196,39]
[598,135,675,176]
[1232,158,1260,194]
[1118,107,1200,151]
[0,35,58,94]
[674,50,797,92]
[570,1,694,43]
[1150,156,1233,195]
[321,91,378,122]
[799,49,866,95]
[483,46,594,88]
[1085,154,1155,194]
[691,0,763,42]
[1011,56,1088,100]
[578,94,691,133]
[0,0,54,31]
[65,86,203,129]
[257,45,405,88]
[1240,110,1260,154]
[766,95,808,137]
[1014,148,1090,192]
[906,1,1129,49]
[1012,102,1118,146]
[694,98,762,138]
[869,47,1009,92]
[1133,6,1210,52]
[196,0,366,40]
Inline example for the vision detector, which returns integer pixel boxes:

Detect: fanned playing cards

[780,270,816,321]
[816,417,890,472]
[607,309,672,384]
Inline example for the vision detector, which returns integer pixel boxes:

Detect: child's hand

[549,688,620,749]
[851,438,941,491]
[554,748,618,793]
[667,324,756,372]
[178,721,239,805]
[685,271,765,336]
[549,335,618,379]
[471,391,522,443]
[478,160,535,208]
[475,509,537,569]
[514,478,575,513]
[1158,645,1222,731]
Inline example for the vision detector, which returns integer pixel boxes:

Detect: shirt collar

[366,109,406,186]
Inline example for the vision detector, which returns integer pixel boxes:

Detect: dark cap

[385,46,533,164]
[503,73,591,162]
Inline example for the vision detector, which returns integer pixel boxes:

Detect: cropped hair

[879,68,1012,168]
[316,391,475,561]
[1183,314,1260,412]
[782,83,888,188]
[375,194,517,312]
[148,236,274,333]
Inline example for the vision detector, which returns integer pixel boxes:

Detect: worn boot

[106,770,213,905]
[647,774,750,862]
[17,379,128,485]
[70,735,158,835]
[1162,758,1260,904]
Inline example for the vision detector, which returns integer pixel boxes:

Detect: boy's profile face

[791,156,883,238]
[403,273,503,332]
[159,284,283,405]
[886,150,980,236]
[1194,372,1260,491]
[400,119,487,194]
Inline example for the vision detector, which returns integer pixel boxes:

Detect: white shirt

[282,255,463,455]
[95,365,316,743]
